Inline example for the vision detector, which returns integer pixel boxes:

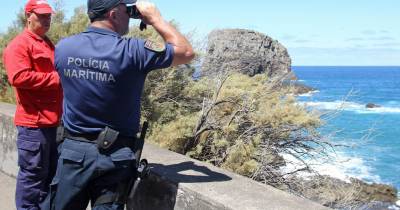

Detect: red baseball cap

[25,0,54,14]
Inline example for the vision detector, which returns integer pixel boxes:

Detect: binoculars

[127,5,141,19]
[126,5,147,31]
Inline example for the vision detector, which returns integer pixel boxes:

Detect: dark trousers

[15,126,58,210]
[43,139,136,210]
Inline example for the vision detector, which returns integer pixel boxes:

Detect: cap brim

[121,0,137,4]
[33,7,54,14]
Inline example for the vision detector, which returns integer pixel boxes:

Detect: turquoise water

[292,66,400,191]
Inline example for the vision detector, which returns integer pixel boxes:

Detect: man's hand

[135,1,163,26]
[136,1,195,66]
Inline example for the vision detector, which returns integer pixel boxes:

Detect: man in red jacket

[2,0,62,209]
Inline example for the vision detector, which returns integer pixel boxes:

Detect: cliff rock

[201,29,292,78]
[287,175,398,209]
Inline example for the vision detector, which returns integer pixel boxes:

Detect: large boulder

[201,29,292,78]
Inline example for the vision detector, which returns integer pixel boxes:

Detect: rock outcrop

[201,29,292,78]
[366,103,381,108]
[293,83,315,95]
[282,80,315,95]
[287,176,398,209]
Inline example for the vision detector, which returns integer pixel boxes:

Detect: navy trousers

[15,126,58,210]
[43,139,136,210]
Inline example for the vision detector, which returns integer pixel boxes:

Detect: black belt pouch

[97,127,119,150]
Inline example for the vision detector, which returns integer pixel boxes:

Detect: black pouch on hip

[56,126,65,145]
[97,127,119,150]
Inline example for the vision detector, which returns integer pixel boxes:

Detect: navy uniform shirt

[55,27,174,137]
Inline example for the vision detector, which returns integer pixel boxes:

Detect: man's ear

[109,10,117,20]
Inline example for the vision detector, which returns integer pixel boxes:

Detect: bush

[143,70,329,189]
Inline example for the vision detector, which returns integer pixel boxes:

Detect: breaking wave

[300,101,400,114]
[281,151,382,184]
[298,90,320,97]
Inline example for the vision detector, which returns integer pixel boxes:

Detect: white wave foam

[298,90,320,97]
[391,203,400,210]
[300,101,400,114]
[357,106,400,114]
[281,152,382,184]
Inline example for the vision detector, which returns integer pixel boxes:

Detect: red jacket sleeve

[3,41,60,90]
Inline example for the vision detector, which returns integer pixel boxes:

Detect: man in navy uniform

[45,0,194,209]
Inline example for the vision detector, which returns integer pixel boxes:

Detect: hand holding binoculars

[127,5,141,19]
[127,5,147,31]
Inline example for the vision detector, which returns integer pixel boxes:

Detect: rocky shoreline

[284,175,399,209]
[201,28,399,209]
[288,88,399,209]
[282,85,399,209]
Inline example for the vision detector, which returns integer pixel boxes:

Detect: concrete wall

[0,102,18,178]
[0,102,330,210]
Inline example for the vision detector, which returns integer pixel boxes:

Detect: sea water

[292,66,400,195]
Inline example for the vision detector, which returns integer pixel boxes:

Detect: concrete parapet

[129,143,331,210]
[0,102,18,177]
[0,102,330,210]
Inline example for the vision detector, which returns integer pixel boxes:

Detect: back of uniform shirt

[55,27,174,137]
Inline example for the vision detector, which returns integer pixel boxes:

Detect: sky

[1,0,400,66]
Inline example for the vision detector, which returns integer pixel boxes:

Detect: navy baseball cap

[87,0,137,19]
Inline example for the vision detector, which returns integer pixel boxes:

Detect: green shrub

[143,71,325,186]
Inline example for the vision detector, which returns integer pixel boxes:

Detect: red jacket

[3,29,62,127]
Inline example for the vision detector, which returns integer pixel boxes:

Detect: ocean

[292,66,400,194]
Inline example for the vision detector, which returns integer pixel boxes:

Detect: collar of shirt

[23,28,50,43]
[84,26,121,38]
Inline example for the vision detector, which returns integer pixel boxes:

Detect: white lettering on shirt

[63,69,116,83]
[67,57,111,72]
[64,57,116,83]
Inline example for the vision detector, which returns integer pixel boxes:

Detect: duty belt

[58,126,136,150]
